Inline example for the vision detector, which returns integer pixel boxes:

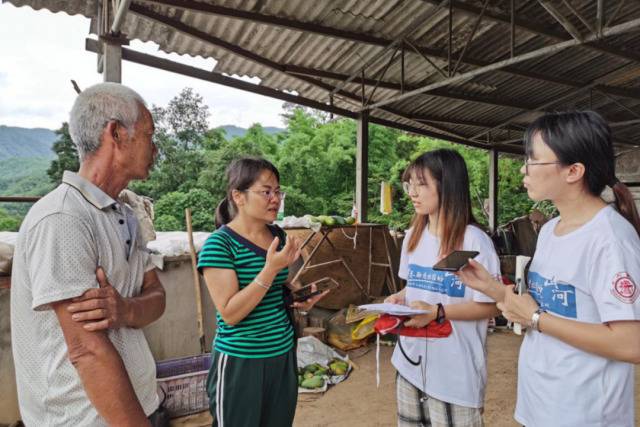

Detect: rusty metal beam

[284,65,539,109]
[362,17,640,112]
[422,0,640,63]
[128,3,477,141]
[85,38,525,154]
[326,0,450,98]
[452,0,490,76]
[562,0,596,36]
[286,62,640,104]
[470,62,640,141]
[139,0,640,102]
[538,0,583,42]
[410,114,523,132]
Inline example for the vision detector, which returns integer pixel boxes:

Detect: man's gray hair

[69,82,147,160]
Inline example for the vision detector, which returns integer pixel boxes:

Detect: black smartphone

[292,278,339,302]
[432,250,480,272]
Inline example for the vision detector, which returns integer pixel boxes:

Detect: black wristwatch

[436,303,446,324]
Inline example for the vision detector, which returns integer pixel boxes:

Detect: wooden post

[103,40,122,82]
[186,208,206,354]
[356,111,369,223]
[489,149,499,232]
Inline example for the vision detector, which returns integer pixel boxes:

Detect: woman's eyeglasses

[243,189,286,201]
[523,160,561,175]
[402,181,426,195]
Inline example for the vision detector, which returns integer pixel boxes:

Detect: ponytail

[611,180,640,237]
[214,197,234,229]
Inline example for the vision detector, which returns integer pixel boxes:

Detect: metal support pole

[400,41,405,94]
[597,0,604,37]
[103,39,123,82]
[329,94,334,120]
[489,148,499,232]
[361,70,365,106]
[510,0,516,57]
[97,0,131,76]
[448,0,453,77]
[356,112,369,223]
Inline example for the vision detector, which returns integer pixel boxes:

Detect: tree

[197,138,264,202]
[280,102,329,126]
[238,124,278,157]
[47,123,79,185]
[154,188,217,231]
[130,87,212,199]
[154,87,210,150]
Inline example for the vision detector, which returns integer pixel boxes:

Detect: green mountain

[0,125,56,160]
[218,125,284,139]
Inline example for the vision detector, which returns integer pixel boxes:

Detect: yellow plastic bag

[351,314,380,340]
[380,181,392,215]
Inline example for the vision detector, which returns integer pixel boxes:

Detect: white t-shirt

[515,205,640,427]
[392,225,500,408]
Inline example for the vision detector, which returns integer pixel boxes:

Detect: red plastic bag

[373,314,452,338]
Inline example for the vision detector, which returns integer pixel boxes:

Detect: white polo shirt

[10,171,159,427]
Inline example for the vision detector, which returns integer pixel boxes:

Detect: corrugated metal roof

[6,0,640,151]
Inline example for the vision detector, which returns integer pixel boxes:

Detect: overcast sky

[0,2,286,130]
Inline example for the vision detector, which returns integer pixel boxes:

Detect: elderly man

[11,83,166,426]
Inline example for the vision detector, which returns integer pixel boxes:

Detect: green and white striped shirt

[198,224,294,358]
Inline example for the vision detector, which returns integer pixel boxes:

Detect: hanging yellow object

[380,181,392,215]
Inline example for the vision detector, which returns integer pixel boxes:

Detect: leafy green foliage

[47,123,79,185]
[154,189,217,231]
[0,207,21,231]
[129,88,211,200]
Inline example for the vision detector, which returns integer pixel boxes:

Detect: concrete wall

[144,257,217,361]
[0,259,217,424]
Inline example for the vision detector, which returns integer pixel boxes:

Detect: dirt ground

[173,330,640,427]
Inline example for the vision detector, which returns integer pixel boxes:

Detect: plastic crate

[156,354,212,418]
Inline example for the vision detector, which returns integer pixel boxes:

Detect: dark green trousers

[207,348,298,427]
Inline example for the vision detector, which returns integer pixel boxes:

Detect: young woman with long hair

[458,111,640,426]
[385,149,500,427]
[197,157,325,426]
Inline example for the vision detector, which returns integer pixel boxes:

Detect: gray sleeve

[26,213,99,311]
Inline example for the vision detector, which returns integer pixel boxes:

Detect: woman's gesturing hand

[266,236,301,273]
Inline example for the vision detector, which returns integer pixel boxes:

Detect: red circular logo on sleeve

[612,272,638,304]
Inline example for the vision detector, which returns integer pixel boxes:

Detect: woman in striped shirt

[198,157,324,427]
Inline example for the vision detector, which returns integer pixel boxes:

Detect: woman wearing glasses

[458,111,640,427]
[197,157,324,426]
[385,149,500,427]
